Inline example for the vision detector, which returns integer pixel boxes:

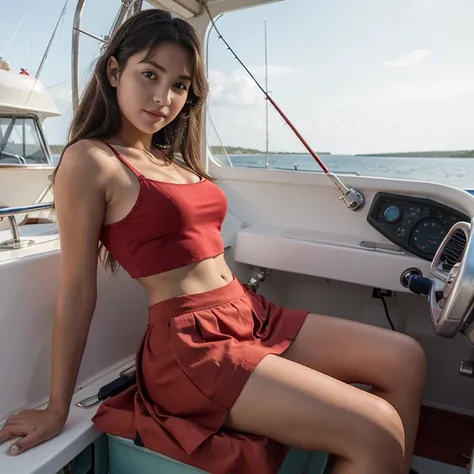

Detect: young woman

[0,10,426,474]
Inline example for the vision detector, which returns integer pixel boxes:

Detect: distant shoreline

[357,151,474,158]
[211,147,331,155]
[48,144,474,158]
[48,144,328,155]
[220,149,474,158]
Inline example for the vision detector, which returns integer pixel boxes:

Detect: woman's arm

[0,140,108,455]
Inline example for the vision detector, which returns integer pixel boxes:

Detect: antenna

[264,18,269,169]
[1,10,29,59]
[36,0,69,79]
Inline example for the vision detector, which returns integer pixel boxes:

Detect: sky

[1,0,474,154]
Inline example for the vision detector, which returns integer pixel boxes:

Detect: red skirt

[92,277,309,473]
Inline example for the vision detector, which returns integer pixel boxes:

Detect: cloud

[208,69,261,108]
[413,0,446,15]
[384,49,430,68]
[389,78,474,102]
[208,65,302,109]
[250,65,303,78]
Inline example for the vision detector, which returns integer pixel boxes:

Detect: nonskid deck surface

[414,405,474,469]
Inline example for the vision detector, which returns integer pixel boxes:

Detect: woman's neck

[119,134,153,151]
[118,116,154,151]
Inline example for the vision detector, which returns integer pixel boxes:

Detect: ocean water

[215,153,474,190]
[52,153,474,190]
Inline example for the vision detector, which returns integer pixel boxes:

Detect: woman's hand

[0,407,67,455]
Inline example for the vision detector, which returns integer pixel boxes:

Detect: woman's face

[108,42,192,135]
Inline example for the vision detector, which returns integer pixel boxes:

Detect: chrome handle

[0,202,53,217]
[0,202,54,250]
[75,394,101,409]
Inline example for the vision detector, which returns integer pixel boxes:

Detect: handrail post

[0,203,54,250]
[8,215,20,241]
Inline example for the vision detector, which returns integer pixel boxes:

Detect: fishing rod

[36,0,69,79]
[200,1,364,211]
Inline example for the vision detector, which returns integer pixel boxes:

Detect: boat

[0,57,59,235]
[0,2,67,236]
[0,0,473,473]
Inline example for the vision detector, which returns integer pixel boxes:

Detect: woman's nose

[153,85,172,106]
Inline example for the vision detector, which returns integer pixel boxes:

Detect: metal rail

[0,202,54,250]
[0,202,53,217]
[72,0,140,112]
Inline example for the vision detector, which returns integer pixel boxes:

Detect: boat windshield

[0,116,50,165]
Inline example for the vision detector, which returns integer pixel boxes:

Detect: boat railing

[0,202,54,250]
[72,0,142,112]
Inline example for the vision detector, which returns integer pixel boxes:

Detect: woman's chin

[134,122,166,135]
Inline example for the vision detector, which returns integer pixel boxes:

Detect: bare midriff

[137,253,234,306]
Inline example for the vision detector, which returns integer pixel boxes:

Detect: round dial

[410,219,447,254]
[384,205,401,223]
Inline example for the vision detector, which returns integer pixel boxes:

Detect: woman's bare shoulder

[53,139,111,292]
[56,139,113,179]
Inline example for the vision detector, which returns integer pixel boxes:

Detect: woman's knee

[354,397,405,465]
[393,334,427,382]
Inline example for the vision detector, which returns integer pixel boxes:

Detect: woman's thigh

[225,354,405,469]
[282,313,426,389]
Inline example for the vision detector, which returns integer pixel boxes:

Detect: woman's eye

[142,71,156,80]
[175,83,188,91]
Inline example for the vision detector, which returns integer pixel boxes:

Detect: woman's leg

[225,354,405,474]
[282,313,427,474]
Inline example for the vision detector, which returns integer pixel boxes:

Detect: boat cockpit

[0,115,51,165]
[0,1,473,473]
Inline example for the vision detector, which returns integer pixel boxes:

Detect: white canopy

[0,64,60,120]
[148,0,283,18]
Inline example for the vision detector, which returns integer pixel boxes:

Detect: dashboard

[367,192,470,260]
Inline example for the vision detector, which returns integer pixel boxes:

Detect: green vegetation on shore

[50,144,65,154]
[48,144,301,155]
[49,143,474,158]
[209,146,300,155]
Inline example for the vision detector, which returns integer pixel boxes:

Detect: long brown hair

[52,9,211,274]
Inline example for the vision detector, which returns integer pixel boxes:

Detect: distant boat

[0,58,59,231]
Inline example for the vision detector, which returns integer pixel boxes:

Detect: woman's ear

[107,56,120,88]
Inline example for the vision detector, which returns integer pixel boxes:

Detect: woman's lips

[144,110,167,120]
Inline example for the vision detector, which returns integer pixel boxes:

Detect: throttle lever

[400,269,444,299]
[408,275,432,295]
[408,275,445,302]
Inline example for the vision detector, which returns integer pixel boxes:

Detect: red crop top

[99,143,227,278]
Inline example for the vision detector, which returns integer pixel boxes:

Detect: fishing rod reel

[327,172,365,210]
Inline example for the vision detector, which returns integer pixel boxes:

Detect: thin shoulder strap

[101,141,143,179]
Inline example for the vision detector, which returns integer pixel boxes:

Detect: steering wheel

[0,151,26,164]
[428,219,474,339]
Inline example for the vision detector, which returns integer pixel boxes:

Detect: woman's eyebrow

[139,58,191,81]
